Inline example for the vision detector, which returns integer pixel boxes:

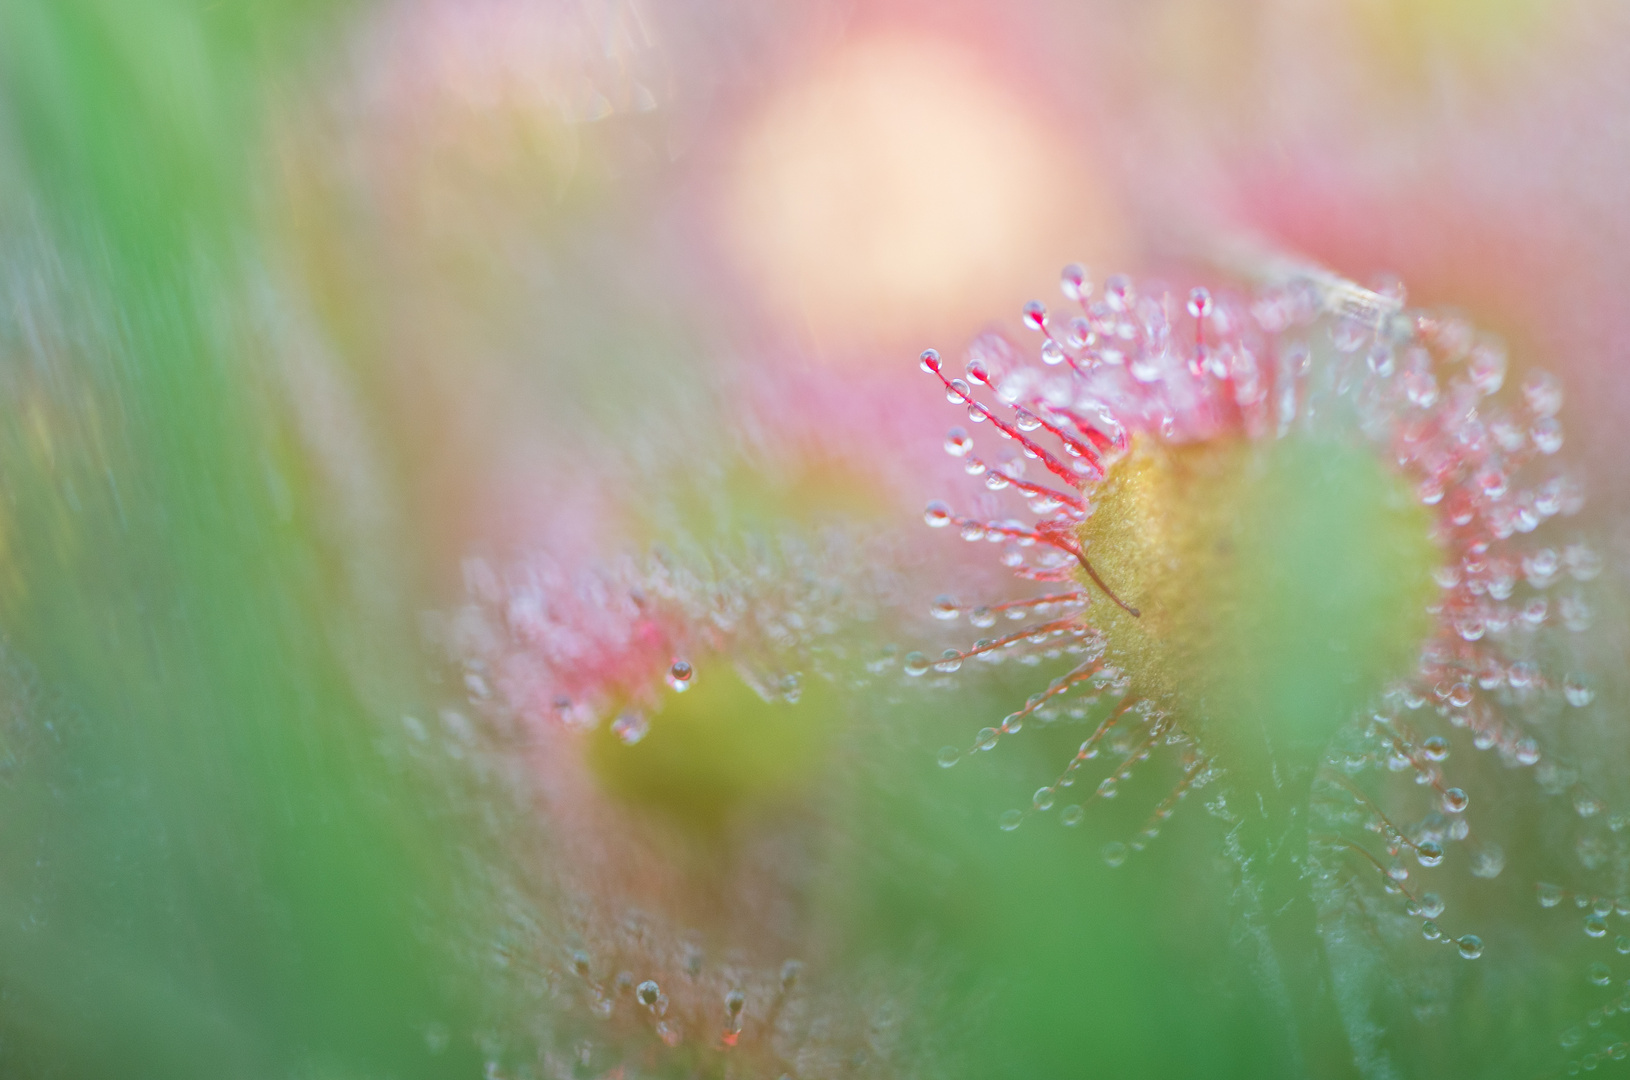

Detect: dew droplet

[970,606,996,628]
[937,746,961,768]
[1457,935,1484,959]
[1061,804,1085,827]
[1416,840,1444,867]
[975,727,999,751]
[925,501,952,528]
[1420,892,1445,919]
[998,809,1023,831]
[1540,883,1566,908]
[1587,915,1609,939]
[935,649,963,674]
[1523,369,1564,417]
[944,427,974,457]
[1186,287,1212,320]
[1330,315,1368,353]
[1060,263,1089,302]
[667,659,694,692]
[1532,416,1564,454]
[612,712,650,746]
[1422,736,1448,761]
[1366,342,1396,377]
[1565,675,1595,708]
[1470,843,1505,879]
[637,980,661,1007]
[931,594,961,620]
[1101,841,1128,867]
[1033,787,1056,811]
[1404,370,1439,408]
[1022,301,1048,332]
[1591,963,1614,987]
[919,348,942,373]
[1467,341,1507,395]
[1442,788,1469,814]
[903,651,930,677]
[1103,275,1131,312]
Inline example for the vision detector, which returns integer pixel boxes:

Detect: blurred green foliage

[0,2,493,1076]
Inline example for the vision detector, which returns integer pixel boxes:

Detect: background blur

[3,0,1629,1077]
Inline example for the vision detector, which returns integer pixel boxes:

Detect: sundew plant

[910,261,1620,1078]
[4,3,1630,1080]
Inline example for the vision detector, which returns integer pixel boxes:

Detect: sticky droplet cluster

[911,260,1606,1039]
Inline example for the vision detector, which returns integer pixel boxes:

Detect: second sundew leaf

[587,664,842,832]
[1081,432,1443,808]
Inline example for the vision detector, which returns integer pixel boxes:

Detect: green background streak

[0,3,487,1076]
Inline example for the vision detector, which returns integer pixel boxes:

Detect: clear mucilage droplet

[612,712,650,746]
[666,659,694,692]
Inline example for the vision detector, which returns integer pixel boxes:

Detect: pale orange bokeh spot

[723,33,1125,349]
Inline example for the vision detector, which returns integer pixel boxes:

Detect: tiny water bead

[666,659,695,692]
[1060,263,1090,302]
[612,712,650,746]
[1470,843,1506,880]
[1565,675,1596,708]
[1186,287,1212,320]
[1457,935,1484,960]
